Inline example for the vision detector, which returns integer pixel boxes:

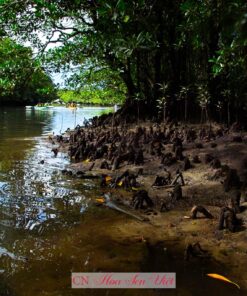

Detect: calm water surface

[0,107,244,296]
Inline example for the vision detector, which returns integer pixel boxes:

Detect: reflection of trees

[0,107,53,194]
[0,107,110,195]
[0,107,97,234]
[0,107,53,139]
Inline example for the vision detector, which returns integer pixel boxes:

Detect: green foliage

[0,37,56,104]
[0,0,161,101]
[197,84,210,109]
[0,38,33,97]
[156,82,170,121]
[58,87,124,106]
[56,61,126,105]
[0,0,247,122]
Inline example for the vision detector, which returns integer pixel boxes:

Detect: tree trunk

[227,100,230,127]
[185,99,188,121]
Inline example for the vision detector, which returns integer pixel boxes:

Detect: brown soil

[51,121,247,289]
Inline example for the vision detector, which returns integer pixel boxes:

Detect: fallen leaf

[83,159,90,163]
[95,198,105,203]
[207,273,240,289]
[132,187,138,191]
[105,176,112,182]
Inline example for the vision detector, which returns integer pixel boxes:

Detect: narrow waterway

[0,106,244,296]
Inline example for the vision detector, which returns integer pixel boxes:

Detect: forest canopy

[0,37,56,105]
[57,65,126,105]
[0,0,247,123]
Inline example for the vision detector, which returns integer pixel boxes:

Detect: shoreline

[52,120,247,290]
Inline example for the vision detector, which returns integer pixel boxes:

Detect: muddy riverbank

[52,119,247,293]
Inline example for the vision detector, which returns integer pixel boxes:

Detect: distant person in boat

[67,102,77,108]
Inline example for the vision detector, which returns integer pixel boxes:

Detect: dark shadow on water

[140,241,245,296]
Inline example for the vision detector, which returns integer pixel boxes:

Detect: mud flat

[51,120,247,291]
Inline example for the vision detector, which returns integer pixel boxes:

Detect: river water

[0,107,244,296]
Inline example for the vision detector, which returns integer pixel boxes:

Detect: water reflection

[0,107,245,296]
[0,107,114,295]
[0,106,110,232]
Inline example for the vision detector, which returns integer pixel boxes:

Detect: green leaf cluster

[0,37,56,104]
